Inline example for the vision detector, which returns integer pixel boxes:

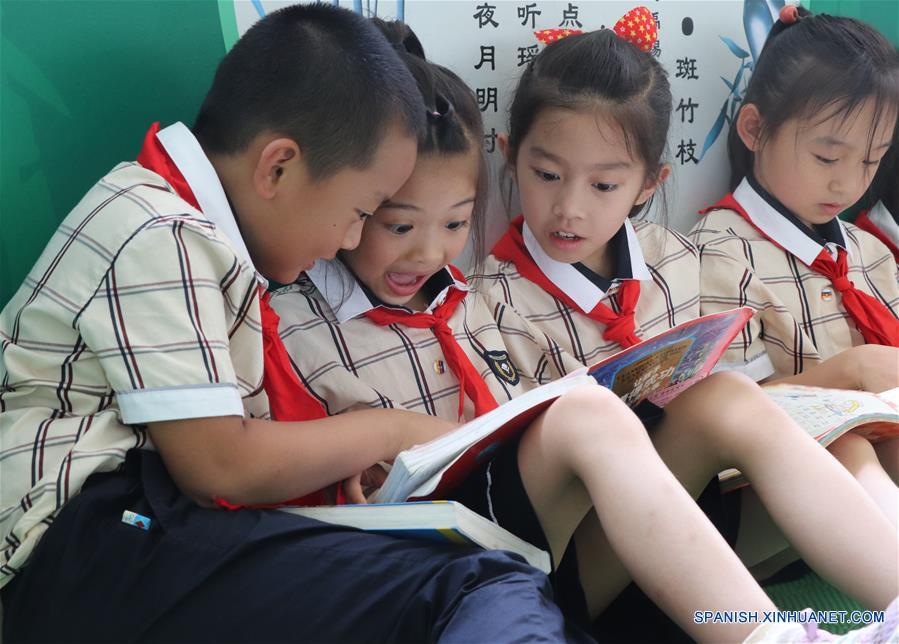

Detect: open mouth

[552,230,583,241]
[549,230,585,250]
[385,272,430,297]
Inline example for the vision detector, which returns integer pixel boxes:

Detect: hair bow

[534,6,658,53]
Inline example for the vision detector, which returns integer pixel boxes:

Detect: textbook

[375,307,753,504]
[719,385,899,492]
[280,500,551,573]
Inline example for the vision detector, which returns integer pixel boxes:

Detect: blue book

[280,500,551,573]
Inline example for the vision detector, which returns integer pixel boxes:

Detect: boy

[0,5,583,642]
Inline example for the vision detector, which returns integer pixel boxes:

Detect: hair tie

[427,95,454,123]
[534,6,657,53]
[779,3,800,25]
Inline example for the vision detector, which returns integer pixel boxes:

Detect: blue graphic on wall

[698,0,784,162]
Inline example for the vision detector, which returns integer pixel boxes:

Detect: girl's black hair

[727,7,899,190]
[881,147,898,217]
[193,3,426,181]
[370,18,489,269]
[505,28,672,220]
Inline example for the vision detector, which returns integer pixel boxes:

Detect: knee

[668,371,767,441]
[544,385,646,448]
[692,371,762,412]
[438,548,552,593]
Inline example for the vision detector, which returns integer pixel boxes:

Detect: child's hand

[850,345,899,393]
[343,463,390,504]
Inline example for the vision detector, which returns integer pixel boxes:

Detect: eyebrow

[529,145,632,170]
[380,196,476,211]
[813,136,892,150]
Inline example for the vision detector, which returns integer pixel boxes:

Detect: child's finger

[343,473,367,504]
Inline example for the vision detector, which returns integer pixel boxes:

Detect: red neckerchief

[491,216,642,349]
[137,122,338,507]
[855,210,899,264]
[701,194,899,346]
[363,266,498,420]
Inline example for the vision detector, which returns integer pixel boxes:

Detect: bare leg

[874,437,899,484]
[830,433,899,528]
[517,384,774,642]
[548,373,897,621]
[653,372,899,609]
[734,488,795,573]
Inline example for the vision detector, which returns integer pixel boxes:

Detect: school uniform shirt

[0,122,269,588]
[855,201,899,264]
[689,177,899,382]
[474,217,700,366]
[269,260,581,423]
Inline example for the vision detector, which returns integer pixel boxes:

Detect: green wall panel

[1,0,224,306]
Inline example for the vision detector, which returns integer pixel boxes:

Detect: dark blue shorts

[2,449,594,644]
[448,438,590,629]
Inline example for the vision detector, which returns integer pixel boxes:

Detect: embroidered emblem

[484,350,520,385]
[821,287,834,301]
[434,360,446,375]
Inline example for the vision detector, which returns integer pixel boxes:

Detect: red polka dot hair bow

[534,6,658,53]
[534,28,584,44]
[613,6,658,52]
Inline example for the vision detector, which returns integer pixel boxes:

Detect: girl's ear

[497,133,516,180]
[254,138,301,199]
[736,103,765,152]
[635,163,671,206]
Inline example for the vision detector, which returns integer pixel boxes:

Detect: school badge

[484,350,519,386]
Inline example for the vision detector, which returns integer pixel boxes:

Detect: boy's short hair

[193,2,425,180]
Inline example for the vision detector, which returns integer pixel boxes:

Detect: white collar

[307,259,468,324]
[155,122,264,284]
[868,201,899,249]
[521,219,651,313]
[732,178,851,265]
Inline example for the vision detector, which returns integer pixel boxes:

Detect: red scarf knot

[599,310,639,347]
[832,276,854,292]
[492,216,643,350]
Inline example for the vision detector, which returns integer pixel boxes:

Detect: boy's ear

[254,138,301,199]
[736,103,765,152]
[635,163,671,206]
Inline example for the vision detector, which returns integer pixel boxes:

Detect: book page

[763,384,899,444]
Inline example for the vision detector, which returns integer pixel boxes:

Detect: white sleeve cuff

[712,351,776,382]
[117,384,244,424]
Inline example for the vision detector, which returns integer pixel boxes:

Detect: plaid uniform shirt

[0,124,268,588]
[474,219,700,365]
[270,260,580,422]
[690,179,899,381]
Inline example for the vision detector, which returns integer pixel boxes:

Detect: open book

[376,307,753,504]
[280,500,550,572]
[719,385,899,492]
